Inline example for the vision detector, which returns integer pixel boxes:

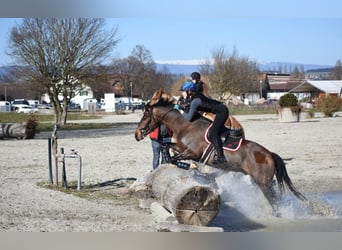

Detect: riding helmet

[185,83,197,92]
[180,81,193,91]
[190,72,201,81]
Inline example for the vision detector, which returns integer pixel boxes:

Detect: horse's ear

[149,89,163,106]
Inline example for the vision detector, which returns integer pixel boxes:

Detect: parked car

[11,99,30,111]
[16,105,36,113]
[67,102,81,112]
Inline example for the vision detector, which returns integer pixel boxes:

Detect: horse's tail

[272,152,307,201]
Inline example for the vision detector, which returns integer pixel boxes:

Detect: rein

[140,105,175,138]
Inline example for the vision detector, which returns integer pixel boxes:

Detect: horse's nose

[135,130,143,141]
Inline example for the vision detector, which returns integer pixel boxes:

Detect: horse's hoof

[190,162,198,169]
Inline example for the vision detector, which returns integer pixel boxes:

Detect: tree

[8,18,119,125]
[82,65,113,100]
[205,47,259,101]
[111,45,167,99]
[128,45,157,99]
[333,59,342,80]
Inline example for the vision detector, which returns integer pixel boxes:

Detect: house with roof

[240,73,305,104]
[289,80,342,99]
[265,73,306,100]
[41,83,96,110]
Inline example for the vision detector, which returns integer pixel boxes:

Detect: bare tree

[333,59,342,80]
[129,45,156,99]
[207,47,259,101]
[8,18,119,124]
[110,45,159,100]
[83,65,113,100]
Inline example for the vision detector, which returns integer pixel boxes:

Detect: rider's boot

[211,135,229,169]
[161,144,172,164]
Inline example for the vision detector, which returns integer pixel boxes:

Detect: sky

[0,0,342,67]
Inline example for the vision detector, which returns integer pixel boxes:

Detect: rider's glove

[173,104,180,110]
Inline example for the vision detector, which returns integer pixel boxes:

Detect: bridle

[138,104,175,138]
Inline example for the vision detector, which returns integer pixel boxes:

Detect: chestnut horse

[135,89,306,205]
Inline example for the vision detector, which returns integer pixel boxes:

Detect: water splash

[277,193,340,218]
[209,169,341,220]
[214,171,274,219]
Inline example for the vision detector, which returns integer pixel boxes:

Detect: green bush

[316,95,342,117]
[279,93,298,107]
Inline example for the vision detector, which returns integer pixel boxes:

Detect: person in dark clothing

[182,82,229,168]
[176,81,193,113]
[149,124,172,169]
[190,72,204,94]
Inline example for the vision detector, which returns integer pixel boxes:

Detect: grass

[36,178,138,207]
[1,105,330,131]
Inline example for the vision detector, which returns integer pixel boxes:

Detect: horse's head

[135,89,175,141]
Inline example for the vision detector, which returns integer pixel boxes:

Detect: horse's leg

[258,183,281,217]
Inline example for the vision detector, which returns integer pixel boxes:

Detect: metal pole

[62,150,82,191]
[48,138,53,184]
[78,156,82,191]
[130,82,133,109]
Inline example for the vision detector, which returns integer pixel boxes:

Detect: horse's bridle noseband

[138,105,175,138]
[138,105,157,138]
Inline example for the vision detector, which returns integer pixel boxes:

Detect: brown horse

[135,89,306,205]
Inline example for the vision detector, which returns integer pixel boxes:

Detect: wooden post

[60,147,67,188]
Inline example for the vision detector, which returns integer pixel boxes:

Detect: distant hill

[0,62,334,81]
[306,67,334,73]
[258,62,333,72]
[0,66,13,82]
[156,63,201,75]
[157,62,333,75]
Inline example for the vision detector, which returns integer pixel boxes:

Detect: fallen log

[131,164,220,226]
[0,119,37,139]
[0,123,27,139]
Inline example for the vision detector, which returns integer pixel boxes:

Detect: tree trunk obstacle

[130,164,220,226]
[0,123,33,139]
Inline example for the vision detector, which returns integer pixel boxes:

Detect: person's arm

[183,98,201,121]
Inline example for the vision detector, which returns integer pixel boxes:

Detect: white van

[0,101,11,112]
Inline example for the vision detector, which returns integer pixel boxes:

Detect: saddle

[200,124,243,164]
[204,125,243,151]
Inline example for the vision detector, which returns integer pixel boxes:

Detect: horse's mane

[160,93,176,106]
[148,89,176,107]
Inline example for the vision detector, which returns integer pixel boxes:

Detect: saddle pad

[204,125,243,152]
[222,137,243,151]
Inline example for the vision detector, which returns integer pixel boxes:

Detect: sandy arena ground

[0,110,341,232]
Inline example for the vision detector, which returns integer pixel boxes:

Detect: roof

[289,80,342,94]
[266,74,305,91]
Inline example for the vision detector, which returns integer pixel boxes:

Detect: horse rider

[190,72,204,94]
[176,72,208,112]
[176,80,193,113]
[182,82,230,169]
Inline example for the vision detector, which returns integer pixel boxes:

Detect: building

[289,80,342,99]
[41,84,95,110]
[265,73,305,100]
